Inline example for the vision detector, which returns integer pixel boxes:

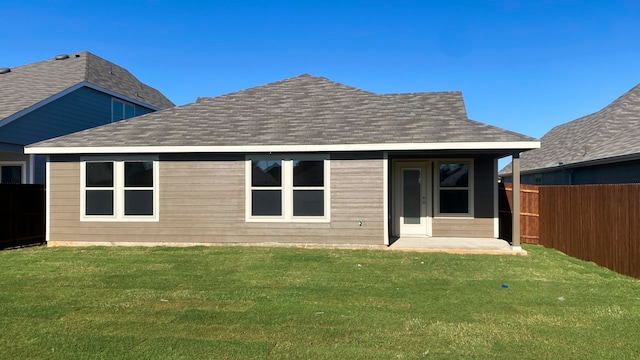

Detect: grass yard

[1,245,639,359]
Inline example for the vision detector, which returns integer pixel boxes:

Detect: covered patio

[388,237,526,255]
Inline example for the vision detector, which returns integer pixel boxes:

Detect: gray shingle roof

[0,51,174,121]
[500,83,640,175]
[28,74,535,150]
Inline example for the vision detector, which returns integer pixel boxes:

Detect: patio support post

[512,152,521,250]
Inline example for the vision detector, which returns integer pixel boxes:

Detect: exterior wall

[48,154,386,246]
[512,159,640,185]
[473,157,495,218]
[0,152,46,184]
[1,87,155,184]
[432,218,494,237]
[431,156,496,238]
[0,151,30,183]
[0,152,28,162]
[0,87,154,147]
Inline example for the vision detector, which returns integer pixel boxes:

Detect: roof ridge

[196,74,376,105]
[383,90,462,96]
[82,51,90,82]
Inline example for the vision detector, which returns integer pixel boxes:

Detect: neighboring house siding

[48,154,385,245]
[0,87,154,146]
[33,155,47,184]
[571,160,640,184]
[1,87,155,184]
[510,159,640,185]
[0,152,28,162]
[503,171,569,185]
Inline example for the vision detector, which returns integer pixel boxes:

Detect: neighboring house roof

[0,51,175,124]
[26,74,538,154]
[500,83,640,175]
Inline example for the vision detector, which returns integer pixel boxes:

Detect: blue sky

[3,0,640,150]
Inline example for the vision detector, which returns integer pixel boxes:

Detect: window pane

[440,190,469,214]
[86,190,114,215]
[440,164,468,187]
[293,190,324,216]
[125,161,153,187]
[252,190,282,216]
[252,160,281,187]
[124,104,135,119]
[86,162,113,187]
[125,190,154,215]
[293,160,324,187]
[112,100,123,122]
[403,169,421,224]
[1,166,22,184]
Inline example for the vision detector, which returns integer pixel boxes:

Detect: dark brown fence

[498,182,540,244]
[0,184,45,249]
[539,184,640,279]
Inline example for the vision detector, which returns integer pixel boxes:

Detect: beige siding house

[26,75,538,248]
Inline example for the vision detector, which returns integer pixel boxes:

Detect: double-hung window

[251,159,283,216]
[292,160,325,216]
[436,161,473,216]
[112,99,135,122]
[247,156,329,222]
[82,158,158,221]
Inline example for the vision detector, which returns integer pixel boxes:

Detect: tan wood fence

[498,182,540,244]
[0,184,45,249]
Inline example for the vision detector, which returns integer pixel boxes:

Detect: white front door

[395,162,431,237]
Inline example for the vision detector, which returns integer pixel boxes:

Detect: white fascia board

[25,141,541,155]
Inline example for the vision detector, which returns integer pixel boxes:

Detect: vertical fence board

[0,184,45,248]
[499,182,539,244]
[503,183,640,279]
[628,186,640,278]
[538,184,640,279]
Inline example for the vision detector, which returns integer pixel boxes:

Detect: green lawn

[1,245,639,359]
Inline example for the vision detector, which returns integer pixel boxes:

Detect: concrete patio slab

[48,238,527,255]
[388,237,527,255]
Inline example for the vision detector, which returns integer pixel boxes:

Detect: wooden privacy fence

[0,184,45,249]
[498,182,540,244]
[539,184,640,279]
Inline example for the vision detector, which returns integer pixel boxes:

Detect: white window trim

[111,98,136,123]
[245,155,330,223]
[0,161,27,184]
[80,156,159,222]
[434,159,474,218]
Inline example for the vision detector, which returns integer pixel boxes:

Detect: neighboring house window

[0,162,25,184]
[81,157,158,221]
[247,156,329,222]
[112,99,135,122]
[436,161,473,216]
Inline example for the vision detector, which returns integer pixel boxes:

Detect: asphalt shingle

[28,74,535,149]
[0,51,174,122]
[501,83,640,174]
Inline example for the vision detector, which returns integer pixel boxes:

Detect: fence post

[512,153,521,250]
